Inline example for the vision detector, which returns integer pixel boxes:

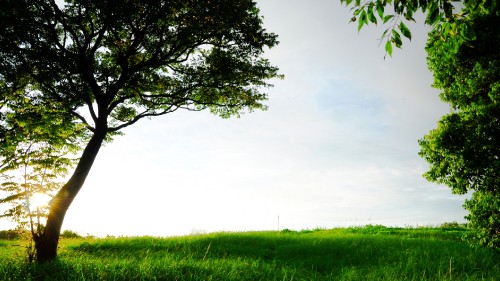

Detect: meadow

[1,225,499,280]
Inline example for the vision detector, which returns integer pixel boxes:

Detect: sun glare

[28,193,52,211]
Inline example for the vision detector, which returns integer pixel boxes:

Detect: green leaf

[385,40,393,57]
[376,1,384,19]
[392,29,402,48]
[362,10,369,24]
[367,7,377,24]
[426,4,441,26]
[383,15,394,24]
[404,10,415,22]
[443,1,453,19]
[358,10,367,31]
[399,21,412,41]
[442,22,451,37]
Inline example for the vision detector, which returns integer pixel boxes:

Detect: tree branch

[107,106,180,132]
[48,0,83,51]
[69,111,95,133]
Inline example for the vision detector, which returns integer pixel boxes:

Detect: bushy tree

[0,0,280,262]
[419,11,500,248]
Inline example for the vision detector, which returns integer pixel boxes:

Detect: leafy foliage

[0,229,22,240]
[0,90,86,228]
[60,230,81,239]
[464,191,500,248]
[419,11,500,248]
[340,0,496,57]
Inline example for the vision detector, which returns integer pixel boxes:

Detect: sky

[1,0,469,237]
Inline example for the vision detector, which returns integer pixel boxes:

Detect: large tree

[419,10,500,248]
[0,0,280,262]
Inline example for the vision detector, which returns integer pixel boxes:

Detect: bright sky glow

[1,0,468,236]
[28,193,52,212]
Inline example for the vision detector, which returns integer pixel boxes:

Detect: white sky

[1,0,468,236]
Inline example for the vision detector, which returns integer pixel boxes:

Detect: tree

[419,11,500,248]
[0,0,281,262]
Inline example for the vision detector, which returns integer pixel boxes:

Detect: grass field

[1,225,499,280]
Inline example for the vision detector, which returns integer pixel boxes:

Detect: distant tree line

[0,229,82,240]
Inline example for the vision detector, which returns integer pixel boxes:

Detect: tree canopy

[419,11,500,248]
[341,0,496,56]
[0,0,280,262]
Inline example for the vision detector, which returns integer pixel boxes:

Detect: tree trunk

[35,128,107,262]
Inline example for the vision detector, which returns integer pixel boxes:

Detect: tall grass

[1,226,499,280]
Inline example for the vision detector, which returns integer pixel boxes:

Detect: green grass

[1,226,499,280]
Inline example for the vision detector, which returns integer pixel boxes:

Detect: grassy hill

[1,226,499,280]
